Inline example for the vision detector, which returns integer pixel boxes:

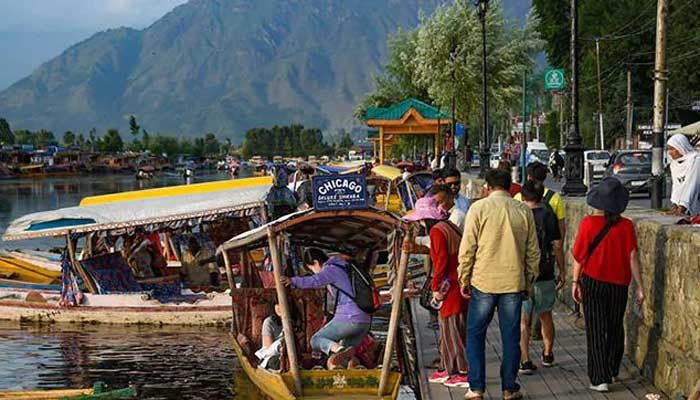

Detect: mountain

[0,0,530,141]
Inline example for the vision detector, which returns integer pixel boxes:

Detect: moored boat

[1,176,274,325]
[217,174,416,399]
[0,382,135,399]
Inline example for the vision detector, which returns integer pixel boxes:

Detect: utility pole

[626,70,633,149]
[521,70,528,184]
[477,0,491,178]
[651,0,668,209]
[562,0,587,196]
[595,39,605,150]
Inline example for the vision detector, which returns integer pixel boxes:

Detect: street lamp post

[561,0,587,196]
[476,0,490,178]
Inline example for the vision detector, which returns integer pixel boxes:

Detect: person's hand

[432,291,444,301]
[635,286,645,305]
[555,275,565,291]
[572,283,582,304]
[280,276,293,287]
[460,285,472,300]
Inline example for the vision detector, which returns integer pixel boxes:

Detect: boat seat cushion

[80,252,141,294]
[231,288,326,365]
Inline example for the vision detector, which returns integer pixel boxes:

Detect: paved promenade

[409,298,666,400]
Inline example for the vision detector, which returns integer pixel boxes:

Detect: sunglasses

[446,182,461,187]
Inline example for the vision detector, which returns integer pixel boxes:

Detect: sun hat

[586,177,630,214]
[403,196,449,222]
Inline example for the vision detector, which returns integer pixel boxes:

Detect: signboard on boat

[312,174,368,211]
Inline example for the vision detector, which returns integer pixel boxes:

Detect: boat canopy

[371,165,403,181]
[218,208,409,255]
[3,177,273,241]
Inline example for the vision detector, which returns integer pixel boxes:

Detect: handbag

[419,266,434,312]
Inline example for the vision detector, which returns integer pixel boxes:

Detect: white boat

[1,176,274,325]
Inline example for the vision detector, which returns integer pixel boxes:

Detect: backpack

[533,207,555,275]
[332,262,381,314]
[542,189,556,215]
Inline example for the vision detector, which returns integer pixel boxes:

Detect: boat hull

[231,337,402,400]
[0,288,233,325]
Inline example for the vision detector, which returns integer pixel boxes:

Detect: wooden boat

[0,382,135,399]
[217,206,415,400]
[396,171,433,212]
[368,166,406,215]
[1,176,274,325]
[0,255,61,284]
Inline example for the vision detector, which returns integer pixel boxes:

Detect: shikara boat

[0,176,274,325]
[0,382,135,399]
[217,206,415,400]
[369,165,409,214]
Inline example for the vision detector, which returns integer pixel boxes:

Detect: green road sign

[544,69,565,91]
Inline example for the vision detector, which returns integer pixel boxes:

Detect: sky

[0,0,188,89]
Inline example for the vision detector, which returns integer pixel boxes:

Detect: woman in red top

[571,178,645,393]
[405,189,468,388]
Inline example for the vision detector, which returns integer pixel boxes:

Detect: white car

[584,150,610,185]
[489,155,501,169]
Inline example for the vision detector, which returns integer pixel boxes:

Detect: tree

[413,1,544,124]
[99,129,123,152]
[14,130,33,146]
[62,131,75,147]
[0,118,14,145]
[129,115,140,137]
[142,129,151,149]
[203,133,220,156]
[76,133,86,149]
[34,129,56,147]
[338,130,354,152]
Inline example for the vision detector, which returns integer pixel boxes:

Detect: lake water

[0,172,240,398]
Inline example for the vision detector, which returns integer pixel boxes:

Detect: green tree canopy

[62,131,75,147]
[99,129,124,152]
[0,118,14,145]
[129,115,140,137]
[241,124,331,159]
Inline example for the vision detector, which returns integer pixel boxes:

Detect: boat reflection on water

[0,321,237,399]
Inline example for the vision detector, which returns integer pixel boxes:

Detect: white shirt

[449,194,470,230]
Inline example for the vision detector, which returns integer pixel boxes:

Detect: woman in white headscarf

[666,134,700,216]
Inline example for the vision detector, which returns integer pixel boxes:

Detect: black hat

[587,177,630,214]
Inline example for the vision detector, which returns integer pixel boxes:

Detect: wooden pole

[223,250,239,335]
[595,38,605,150]
[240,249,251,287]
[378,230,413,396]
[222,250,235,292]
[266,227,303,397]
[651,0,668,209]
[66,234,98,294]
[379,127,385,166]
[626,69,633,149]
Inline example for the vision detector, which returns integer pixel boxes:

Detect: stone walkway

[409,298,666,400]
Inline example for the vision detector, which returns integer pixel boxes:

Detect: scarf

[668,134,700,213]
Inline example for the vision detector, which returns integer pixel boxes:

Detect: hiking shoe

[327,347,354,370]
[428,370,449,383]
[503,390,523,400]
[443,374,469,388]
[542,351,555,367]
[519,360,537,375]
[589,383,609,392]
[463,389,484,399]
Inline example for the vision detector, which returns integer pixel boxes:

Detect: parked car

[603,150,652,194]
[489,154,501,169]
[470,154,480,168]
[584,150,610,186]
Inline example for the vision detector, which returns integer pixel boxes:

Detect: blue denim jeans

[310,319,371,355]
[466,286,523,392]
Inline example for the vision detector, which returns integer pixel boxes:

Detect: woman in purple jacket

[281,248,370,369]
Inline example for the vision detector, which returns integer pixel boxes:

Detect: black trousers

[581,275,628,385]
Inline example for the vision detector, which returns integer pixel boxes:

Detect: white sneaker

[589,383,609,392]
